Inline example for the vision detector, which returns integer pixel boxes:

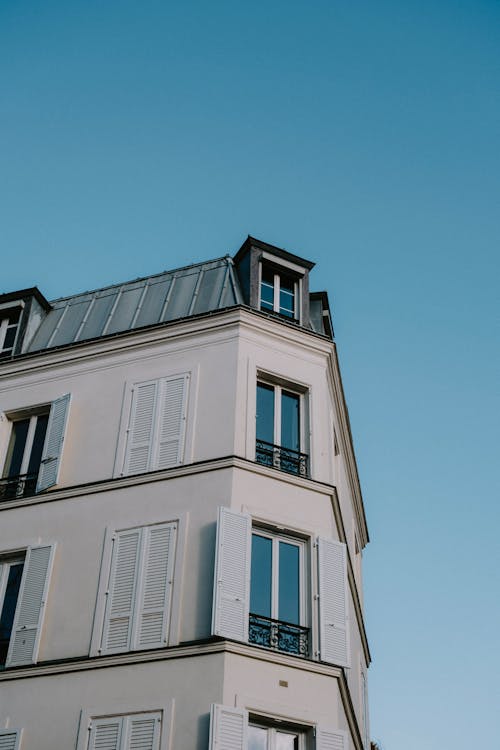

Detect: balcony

[255,440,309,478]
[0,473,38,502]
[249,613,309,658]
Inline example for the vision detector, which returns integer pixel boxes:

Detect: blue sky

[1,1,499,747]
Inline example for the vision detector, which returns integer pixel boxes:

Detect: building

[0,236,370,750]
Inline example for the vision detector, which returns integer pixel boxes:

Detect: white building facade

[0,237,370,750]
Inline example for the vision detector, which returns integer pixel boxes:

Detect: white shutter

[317,538,350,667]
[316,727,348,750]
[125,713,161,750]
[0,731,21,750]
[156,375,188,469]
[102,530,141,653]
[36,393,71,492]
[88,717,122,750]
[136,524,176,649]
[212,507,251,642]
[209,704,247,750]
[124,382,158,475]
[7,544,55,666]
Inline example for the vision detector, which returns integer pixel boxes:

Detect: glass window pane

[0,563,24,665]
[279,275,295,318]
[281,392,300,451]
[3,326,17,350]
[248,725,268,750]
[278,542,300,624]
[256,384,275,444]
[3,420,30,478]
[27,415,49,476]
[260,268,275,311]
[250,535,272,618]
[276,731,300,750]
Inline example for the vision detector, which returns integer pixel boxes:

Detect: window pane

[3,326,17,350]
[3,420,30,478]
[279,275,295,318]
[256,383,275,444]
[278,542,300,624]
[250,535,272,618]
[276,731,300,750]
[27,414,49,475]
[260,267,275,312]
[281,392,300,451]
[0,563,24,665]
[248,725,268,750]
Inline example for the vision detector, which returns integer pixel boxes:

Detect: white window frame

[259,264,301,321]
[250,527,308,628]
[0,555,25,665]
[248,720,309,749]
[1,412,49,480]
[256,378,309,467]
[76,702,173,750]
[0,302,23,356]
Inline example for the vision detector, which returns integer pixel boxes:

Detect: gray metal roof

[26,256,243,352]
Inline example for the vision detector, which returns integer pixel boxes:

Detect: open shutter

[125,713,161,750]
[7,544,54,667]
[0,731,21,750]
[135,523,177,649]
[88,717,122,750]
[101,529,141,653]
[209,704,247,750]
[124,382,158,475]
[36,393,71,492]
[156,374,188,469]
[212,507,251,642]
[317,538,350,667]
[316,727,348,750]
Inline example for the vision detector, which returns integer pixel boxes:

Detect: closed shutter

[124,382,158,475]
[0,731,21,750]
[88,718,122,750]
[36,393,71,492]
[126,713,161,750]
[102,530,141,653]
[136,523,177,649]
[212,507,251,642]
[209,704,247,750]
[316,727,347,750]
[317,538,350,667]
[156,375,188,469]
[7,544,55,667]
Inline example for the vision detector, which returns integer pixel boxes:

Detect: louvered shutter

[6,544,54,667]
[125,713,161,750]
[135,523,176,649]
[316,727,348,750]
[212,507,251,642]
[209,704,247,750]
[124,382,158,475]
[0,731,21,750]
[102,530,141,653]
[88,717,122,750]
[156,375,188,469]
[317,538,350,667]
[36,393,71,492]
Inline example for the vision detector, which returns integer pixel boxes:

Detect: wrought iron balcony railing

[0,473,38,502]
[249,613,309,658]
[255,439,309,478]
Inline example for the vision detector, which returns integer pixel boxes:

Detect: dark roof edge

[0,287,52,312]
[233,235,315,271]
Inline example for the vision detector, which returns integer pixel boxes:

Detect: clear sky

[1,1,499,748]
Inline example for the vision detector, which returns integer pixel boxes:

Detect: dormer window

[260,266,298,320]
[0,305,22,359]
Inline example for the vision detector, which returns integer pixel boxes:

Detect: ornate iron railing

[255,440,309,477]
[249,613,309,658]
[0,473,38,502]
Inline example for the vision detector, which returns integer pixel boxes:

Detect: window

[260,267,298,320]
[98,522,177,654]
[0,544,54,668]
[0,305,22,358]
[0,394,71,501]
[256,381,308,477]
[87,712,161,750]
[123,374,189,476]
[249,530,308,657]
[212,507,350,667]
[210,705,347,750]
